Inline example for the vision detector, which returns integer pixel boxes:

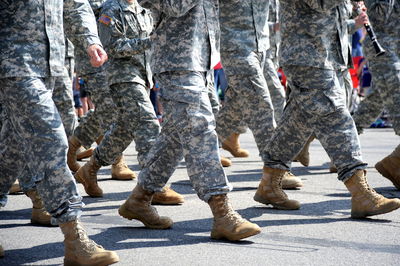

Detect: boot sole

[64,254,119,266]
[351,201,400,218]
[375,162,400,190]
[253,194,300,210]
[118,204,173,229]
[211,227,261,241]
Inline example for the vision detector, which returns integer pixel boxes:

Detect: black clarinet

[356,8,386,57]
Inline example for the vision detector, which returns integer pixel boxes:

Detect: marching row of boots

[67,136,184,204]
[254,166,400,218]
[118,185,261,241]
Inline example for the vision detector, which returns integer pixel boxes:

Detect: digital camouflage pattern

[73,72,116,149]
[138,0,220,73]
[136,0,232,201]
[53,67,78,138]
[353,0,400,136]
[265,0,367,181]
[74,0,106,76]
[91,0,159,167]
[139,71,232,201]
[98,0,153,87]
[217,0,276,160]
[279,1,353,71]
[264,0,286,122]
[0,0,101,223]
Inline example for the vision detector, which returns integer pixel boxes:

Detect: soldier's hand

[355,11,369,28]
[87,44,108,67]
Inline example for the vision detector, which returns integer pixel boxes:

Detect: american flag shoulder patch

[99,14,112,26]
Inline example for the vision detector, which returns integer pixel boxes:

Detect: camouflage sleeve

[137,0,200,17]
[64,0,102,51]
[303,0,349,11]
[97,9,151,58]
[364,0,396,23]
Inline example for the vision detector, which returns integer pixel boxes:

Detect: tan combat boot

[0,244,4,258]
[222,133,250,158]
[76,146,94,161]
[294,136,314,167]
[344,169,400,218]
[282,172,303,189]
[67,136,82,173]
[118,185,173,229]
[111,155,137,180]
[9,180,22,194]
[152,186,184,205]
[254,167,301,210]
[221,156,232,167]
[25,190,53,226]
[60,220,119,266]
[75,156,103,197]
[375,144,400,189]
[208,194,261,241]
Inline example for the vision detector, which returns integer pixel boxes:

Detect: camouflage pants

[264,66,367,181]
[0,77,83,223]
[95,82,160,167]
[263,57,286,122]
[53,67,78,138]
[73,71,116,148]
[353,61,400,136]
[216,52,276,159]
[138,71,232,202]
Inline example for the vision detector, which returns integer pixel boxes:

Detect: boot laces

[273,174,288,199]
[359,177,381,202]
[224,203,245,225]
[76,225,103,253]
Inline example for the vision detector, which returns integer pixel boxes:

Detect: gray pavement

[1,128,400,266]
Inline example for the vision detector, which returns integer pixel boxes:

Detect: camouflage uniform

[72,0,117,150]
[353,0,400,136]
[216,0,277,158]
[263,0,286,122]
[53,39,78,138]
[94,0,160,166]
[137,0,232,201]
[264,0,367,181]
[0,0,102,223]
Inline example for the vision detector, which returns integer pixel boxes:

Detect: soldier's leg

[95,82,160,166]
[67,72,115,172]
[0,77,83,223]
[121,71,260,240]
[52,67,78,138]
[372,64,400,188]
[73,72,115,148]
[264,57,286,122]
[352,84,384,134]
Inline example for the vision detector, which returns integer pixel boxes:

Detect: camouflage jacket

[138,0,220,73]
[0,0,101,78]
[98,0,152,87]
[279,0,353,70]
[364,0,400,69]
[220,0,270,56]
[74,0,106,75]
